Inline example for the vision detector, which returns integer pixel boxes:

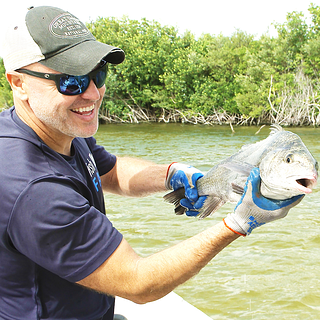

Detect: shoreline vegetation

[100,69,320,126]
[1,4,320,126]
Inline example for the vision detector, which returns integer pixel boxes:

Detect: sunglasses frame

[16,60,108,96]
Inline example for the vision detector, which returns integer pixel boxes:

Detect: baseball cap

[2,6,125,75]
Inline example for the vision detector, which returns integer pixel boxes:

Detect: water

[94,123,320,319]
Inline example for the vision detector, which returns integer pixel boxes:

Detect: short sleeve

[85,137,116,176]
[8,175,123,282]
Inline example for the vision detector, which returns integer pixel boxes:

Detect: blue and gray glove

[165,162,207,216]
[224,167,304,236]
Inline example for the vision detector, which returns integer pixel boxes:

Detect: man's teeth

[72,105,94,113]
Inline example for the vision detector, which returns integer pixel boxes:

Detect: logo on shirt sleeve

[86,153,101,192]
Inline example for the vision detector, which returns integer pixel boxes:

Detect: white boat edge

[114,291,212,320]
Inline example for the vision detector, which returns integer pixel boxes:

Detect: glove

[223,167,304,236]
[165,162,207,216]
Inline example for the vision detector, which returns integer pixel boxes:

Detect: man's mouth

[71,105,95,115]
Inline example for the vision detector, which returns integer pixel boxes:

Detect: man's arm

[100,156,168,197]
[78,167,302,304]
[77,221,239,304]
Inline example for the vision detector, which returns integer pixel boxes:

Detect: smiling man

[0,5,303,320]
[13,60,107,154]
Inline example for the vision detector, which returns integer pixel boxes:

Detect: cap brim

[39,39,125,75]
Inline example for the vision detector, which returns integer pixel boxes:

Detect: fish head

[259,141,318,200]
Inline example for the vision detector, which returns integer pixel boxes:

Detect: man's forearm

[131,221,240,302]
[77,221,240,304]
[101,156,168,197]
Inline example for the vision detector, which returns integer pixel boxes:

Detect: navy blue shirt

[0,107,123,319]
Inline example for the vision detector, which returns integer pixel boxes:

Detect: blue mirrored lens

[59,75,90,95]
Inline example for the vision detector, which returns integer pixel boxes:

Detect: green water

[94,123,320,320]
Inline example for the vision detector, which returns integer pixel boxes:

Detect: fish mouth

[295,175,317,193]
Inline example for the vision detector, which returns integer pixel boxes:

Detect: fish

[164,124,318,219]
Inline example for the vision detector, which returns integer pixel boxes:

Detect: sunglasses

[16,61,108,96]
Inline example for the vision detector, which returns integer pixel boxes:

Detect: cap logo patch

[49,13,90,39]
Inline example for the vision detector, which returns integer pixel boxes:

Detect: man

[0,6,302,320]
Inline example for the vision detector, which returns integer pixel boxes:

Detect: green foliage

[0,59,13,110]
[88,7,320,121]
[274,11,309,63]
[302,4,320,79]
[88,17,182,113]
[1,4,319,124]
[309,3,320,34]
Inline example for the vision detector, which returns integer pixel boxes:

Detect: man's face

[21,63,105,142]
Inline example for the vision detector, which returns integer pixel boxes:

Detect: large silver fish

[164,125,318,219]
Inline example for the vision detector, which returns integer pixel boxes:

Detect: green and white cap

[2,6,125,75]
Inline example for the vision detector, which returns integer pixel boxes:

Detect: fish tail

[163,188,186,215]
[164,190,226,219]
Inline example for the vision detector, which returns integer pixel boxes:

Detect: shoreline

[99,107,320,127]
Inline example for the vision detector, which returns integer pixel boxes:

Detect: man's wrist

[219,220,243,240]
[223,217,246,237]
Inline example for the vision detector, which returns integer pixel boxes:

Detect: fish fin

[163,188,186,215]
[232,183,244,195]
[198,196,225,219]
[270,124,284,134]
[174,205,186,215]
[220,161,254,176]
[164,190,226,218]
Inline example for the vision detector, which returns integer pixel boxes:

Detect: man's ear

[6,71,28,101]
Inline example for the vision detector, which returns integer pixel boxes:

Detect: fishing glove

[224,167,304,236]
[165,162,207,216]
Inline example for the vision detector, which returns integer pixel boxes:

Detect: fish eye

[316,161,319,171]
[285,154,294,163]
